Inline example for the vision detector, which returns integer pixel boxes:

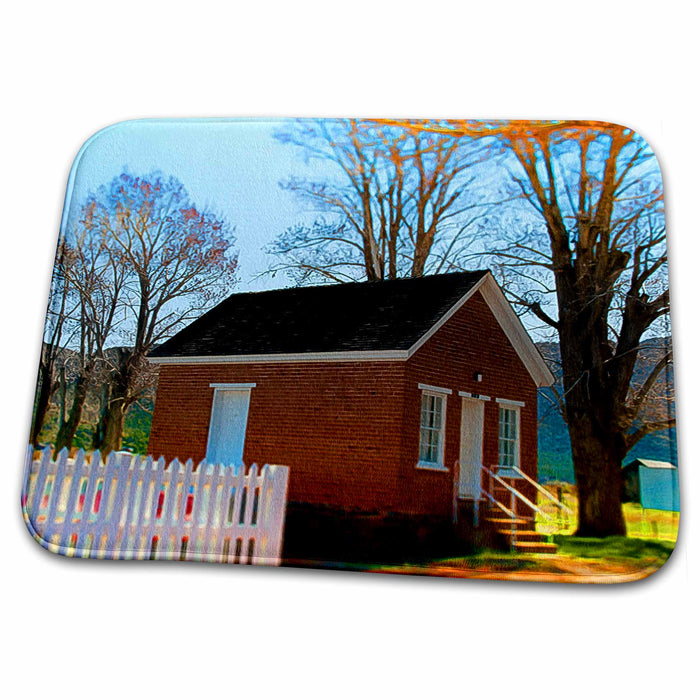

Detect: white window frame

[209,383,257,390]
[496,399,521,469]
[417,385,451,472]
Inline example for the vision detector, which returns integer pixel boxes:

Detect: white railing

[509,466,574,515]
[478,464,549,523]
[22,446,289,566]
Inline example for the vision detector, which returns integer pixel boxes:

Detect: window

[419,391,447,467]
[498,405,520,467]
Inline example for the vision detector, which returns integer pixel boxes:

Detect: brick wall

[148,288,540,518]
[400,291,539,517]
[148,361,407,511]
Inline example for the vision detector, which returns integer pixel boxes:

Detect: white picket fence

[22,446,289,566]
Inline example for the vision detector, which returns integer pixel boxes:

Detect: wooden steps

[497,529,542,542]
[513,540,558,554]
[456,482,560,554]
[487,518,530,528]
[485,514,558,554]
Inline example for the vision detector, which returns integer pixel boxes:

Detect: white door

[459,398,484,499]
[206,388,252,467]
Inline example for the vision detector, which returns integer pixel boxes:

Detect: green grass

[434,550,551,572]
[34,401,153,455]
[553,535,675,563]
[624,503,679,541]
[535,486,679,542]
[120,403,153,454]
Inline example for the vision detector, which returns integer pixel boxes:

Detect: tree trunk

[100,396,127,454]
[54,371,90,456]
[566,390,628,537]
[411,247,428,277]
[98,356,133,454]
[31,365,53,447]
[94,346,138,454]
[557,276,629,538]
[92,383,109,450]
[57,364,67,434]
[572,444,627,537]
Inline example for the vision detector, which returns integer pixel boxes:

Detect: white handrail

[455,462,565,546]
[510,466,574,515]
[481,490,517,519]
[482,465,553,522]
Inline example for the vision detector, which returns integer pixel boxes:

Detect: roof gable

[149,271,554,387]
[403,274,554,387]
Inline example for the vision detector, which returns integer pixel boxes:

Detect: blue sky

[60,119,668,343]
[63,118,315,292]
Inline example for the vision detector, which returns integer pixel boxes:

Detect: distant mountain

[536,339,677,483]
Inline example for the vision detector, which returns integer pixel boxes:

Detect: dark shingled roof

[149,271,489,358]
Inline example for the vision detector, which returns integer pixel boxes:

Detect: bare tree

[53,210,126,455]
[385,119,671,537]
[31,245,75,447]
[82,173,239,452]
[270,119,489,283]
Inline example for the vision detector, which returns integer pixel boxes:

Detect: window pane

[419,429,432,461]
[419,392,445,465]
[498,407,518,467]
[432,397,442,429]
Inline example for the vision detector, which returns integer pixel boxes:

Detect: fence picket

[75,451,102,556]
[119,455,143,557]
[263,464,289,566]
[174,459,195,561]
[255,465,274,562]
[202,463,226,562]
[142,456,167,560]
[160,458,183,560]
[28,447,53,532]
[104,453,135,558]
[241,464,259,564]
[244,464,258,526]
[134,456,158,558]
[187,460,210,561]
[62,451,87,556]
[42,449,69,551]
[211,464,234,563]
[91,452,118,557]
[22,445,34,510]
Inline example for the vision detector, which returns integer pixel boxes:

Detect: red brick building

[148,271,553,557]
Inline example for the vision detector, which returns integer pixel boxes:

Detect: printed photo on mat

[23,119,678,582]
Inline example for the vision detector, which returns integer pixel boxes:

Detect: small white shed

[622,459,679,512]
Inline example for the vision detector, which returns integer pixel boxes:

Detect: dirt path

[376,556,660,584]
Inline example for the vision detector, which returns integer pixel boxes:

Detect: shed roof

[625,459,677,470]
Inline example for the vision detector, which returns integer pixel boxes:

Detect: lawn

[534,484,679,541]
[553,535,674,563]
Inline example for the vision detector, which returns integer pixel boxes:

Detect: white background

[1,2,696,697]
